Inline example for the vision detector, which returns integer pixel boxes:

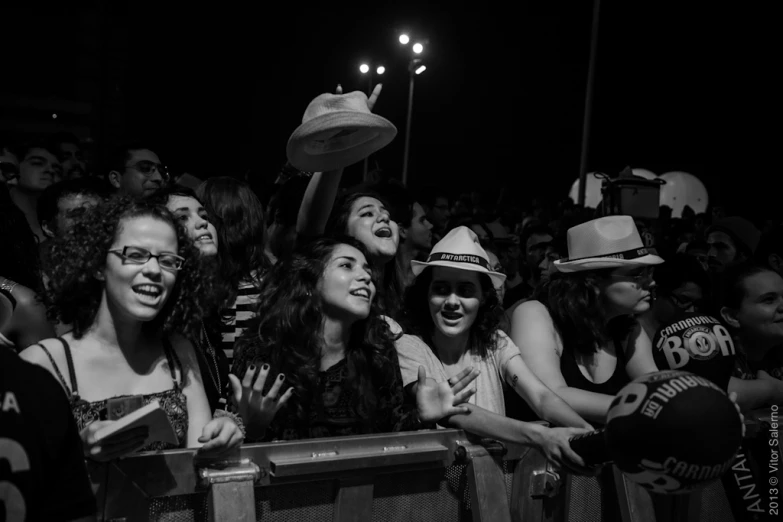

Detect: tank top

[36,337,189,451]
[560,334,629,396]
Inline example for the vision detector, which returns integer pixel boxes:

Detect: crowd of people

[1,85,780,520]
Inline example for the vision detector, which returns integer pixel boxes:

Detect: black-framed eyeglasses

[1,162,19,181]
[126,161,169,180]
[109,246,185,271]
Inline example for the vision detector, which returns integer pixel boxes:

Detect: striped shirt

[220,277,262,368]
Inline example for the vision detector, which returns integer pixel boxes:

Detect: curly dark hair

[195,177,272,290]
[45,195,216,339]
[325,191,405,319]
[232,236,399,437]
[533,271,635,356]
[401,266,502,359]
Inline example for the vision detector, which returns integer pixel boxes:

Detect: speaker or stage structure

[597,167,665,220]
[85,418,775,522]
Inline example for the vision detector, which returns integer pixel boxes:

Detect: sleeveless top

[560,334,629,397]
[36,337,189,451]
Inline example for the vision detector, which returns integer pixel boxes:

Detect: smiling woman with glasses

[20,196,244,461]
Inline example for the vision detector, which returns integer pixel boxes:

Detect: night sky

[3,2,775,216]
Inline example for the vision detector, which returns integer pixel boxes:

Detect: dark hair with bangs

[401,266,502,359]
[325,190,405,319]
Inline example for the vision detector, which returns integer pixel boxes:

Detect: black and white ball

[605,370,742,494]
[653,314,737,391]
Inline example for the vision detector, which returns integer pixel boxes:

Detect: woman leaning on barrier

[20,196,244,461]
[509,216,662,425]
[230,236,476,441]
[397,227,595,475]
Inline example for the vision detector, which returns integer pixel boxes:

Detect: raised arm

[295,169,344,238]
[509,301,614,424]
[295,83,384,240]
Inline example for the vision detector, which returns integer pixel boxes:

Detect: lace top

[37,337,189,451]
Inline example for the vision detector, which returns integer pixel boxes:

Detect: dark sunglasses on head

[1,162,19,181]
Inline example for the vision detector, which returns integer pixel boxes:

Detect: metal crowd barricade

[88,417,775,522]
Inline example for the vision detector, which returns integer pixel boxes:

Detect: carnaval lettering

[641,374,720,419]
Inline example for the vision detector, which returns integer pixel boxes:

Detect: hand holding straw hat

[287,83,397,173]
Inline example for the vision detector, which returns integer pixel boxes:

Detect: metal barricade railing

[87,414,776,522]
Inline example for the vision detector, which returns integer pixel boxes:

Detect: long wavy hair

[45,196,215,339]
[533,271,635,356]
[147,184,234,337]
[401,266,502,359]
[232,237,399,437]
[196,177,272,291]
[325,191,405,319]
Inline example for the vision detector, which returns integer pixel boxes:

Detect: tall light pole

[578,0,602,207]
[399,34,426,187]
[359,63,385,182]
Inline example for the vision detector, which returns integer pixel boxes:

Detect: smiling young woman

[230,236,473,441]
[397,227,595,475]
[19,197,243,461]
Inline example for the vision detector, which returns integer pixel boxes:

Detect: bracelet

[214,409,246,437]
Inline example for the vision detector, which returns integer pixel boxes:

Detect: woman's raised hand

[228,364,294,439]
[416,366,479,423]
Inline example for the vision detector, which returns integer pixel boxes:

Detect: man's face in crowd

[405,202,433,251]
[58,141,86,179]
[46,193,102,238]
[526,233,553,272]
[537,245,561,284]
[17,148,61,192]
[707,231,741,273]
[497,242,520,278]
[0,148,19,185]
[428,197,451,229]
[111,148,166,198]
[686,247,709,272]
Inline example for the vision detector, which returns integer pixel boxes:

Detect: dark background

[1,2,775,217]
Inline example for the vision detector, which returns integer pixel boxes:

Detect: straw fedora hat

[286,90,397,172]
[554,215,664,273]
[411,227,507,287]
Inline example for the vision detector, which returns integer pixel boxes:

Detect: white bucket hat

[286,90,397,173]
[411,227,507,287]
[554,215,664,273]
